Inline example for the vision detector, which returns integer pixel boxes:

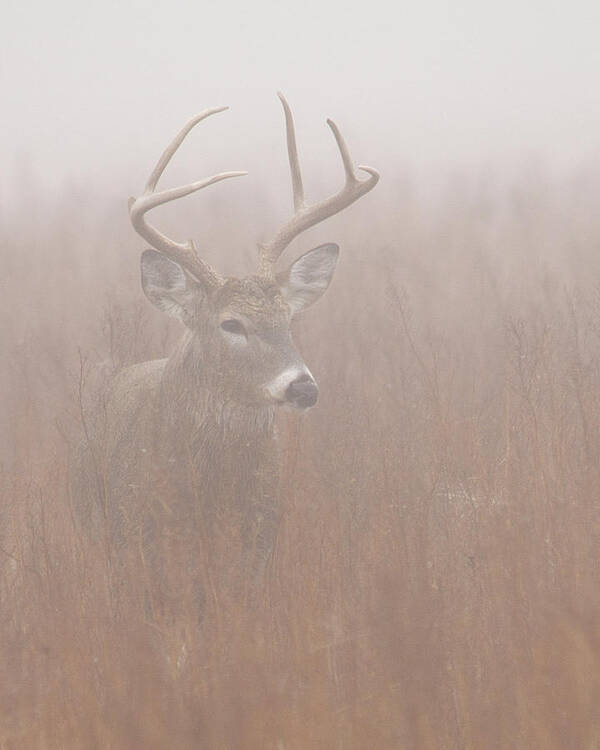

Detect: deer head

[129,93,379,410]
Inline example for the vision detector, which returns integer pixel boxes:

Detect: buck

[77,93,378,599]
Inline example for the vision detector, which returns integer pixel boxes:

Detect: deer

[75,93,379,614]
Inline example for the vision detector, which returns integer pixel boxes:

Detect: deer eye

[220,319,247,337]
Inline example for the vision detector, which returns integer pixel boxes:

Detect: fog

[3,0,600,200]
[2,2,600,748]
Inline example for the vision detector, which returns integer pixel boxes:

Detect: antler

[129,107,247,288]
[258,92,380,278]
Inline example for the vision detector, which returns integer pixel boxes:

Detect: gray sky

[2,0,599,201]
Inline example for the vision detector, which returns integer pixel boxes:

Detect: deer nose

[285,374,318,409]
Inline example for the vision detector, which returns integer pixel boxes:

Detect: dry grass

[2,167,600,748]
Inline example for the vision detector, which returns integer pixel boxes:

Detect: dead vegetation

[2,167,600,748]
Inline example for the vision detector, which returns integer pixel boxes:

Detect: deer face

[141,243,339,409]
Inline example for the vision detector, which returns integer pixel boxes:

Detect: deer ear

[141,249,200,323]
[277,243,339,314]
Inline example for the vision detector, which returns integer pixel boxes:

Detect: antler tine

[258,94,380,278]
[129,107,248,287]
[277,92,305,211]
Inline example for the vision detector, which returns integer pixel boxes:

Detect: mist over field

[2,1,600,747]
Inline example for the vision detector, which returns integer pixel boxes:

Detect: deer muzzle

[284,373,318,409]
[265,367,318,409]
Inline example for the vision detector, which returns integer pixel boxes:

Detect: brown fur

[72,272,308,617]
